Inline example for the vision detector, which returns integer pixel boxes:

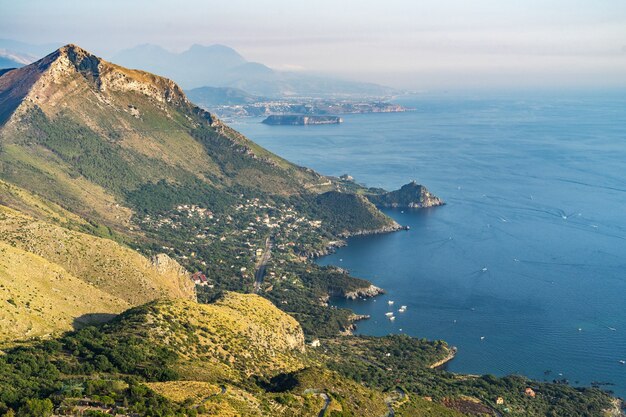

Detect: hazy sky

[2,0,626,89]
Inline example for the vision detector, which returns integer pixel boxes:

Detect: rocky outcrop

[47,44,190,106]
[338,223,406,238]
[0,44,212,127]
[428,346,457,369]
[150,253,197,301]
[340,284,385,300]
[303,240,347,259]
[367,181,444,209]
[151,253,188,276]
[340,314,373,335]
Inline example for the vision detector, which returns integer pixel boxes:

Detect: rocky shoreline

[303,240,347,259]
[342,284,385,300]
[303,223,407,259]
[326,284,385,301]
[429,346,458,369]
[341,313,372,335]
[338,223,407,238]
[368,181,444,209]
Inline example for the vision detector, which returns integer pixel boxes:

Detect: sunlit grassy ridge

[0,240,129,344]
[0,203,195,345]
[115,293,306,378]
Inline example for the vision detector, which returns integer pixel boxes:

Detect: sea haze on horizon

[3,1,626,89]
[232,90,626,397]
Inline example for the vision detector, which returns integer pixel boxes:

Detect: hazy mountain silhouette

[111,43,396,97]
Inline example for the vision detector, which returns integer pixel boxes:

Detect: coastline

[235,93,626,407]
[303,223,406,259]
[429,346,458,369]
[338,223,407,238]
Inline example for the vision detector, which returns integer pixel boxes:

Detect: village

[135,195,332,295]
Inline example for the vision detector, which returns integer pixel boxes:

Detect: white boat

[401,305,407,309]
[620,360,625,365]
[388,300,395,305]
[480,336,485,340]
[385,312,394,317]
[389,316,396,321]
[398,307,406,313]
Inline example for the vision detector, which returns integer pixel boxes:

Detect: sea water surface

[231,91,626,397]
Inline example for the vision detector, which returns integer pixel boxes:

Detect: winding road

[253,237,273,293]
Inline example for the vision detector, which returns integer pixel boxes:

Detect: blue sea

[231,90,626,397]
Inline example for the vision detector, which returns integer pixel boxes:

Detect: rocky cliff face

[338,223,405,238]
[34,44,190,105]
[150,253,196,301]
[342,284,385,300]
[0,44,211,127]
[367,181,444,209]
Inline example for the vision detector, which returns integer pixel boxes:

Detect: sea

[230,90,626,398]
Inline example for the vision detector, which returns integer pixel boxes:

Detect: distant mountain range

[110,43,397,97]
[0,39,397,99]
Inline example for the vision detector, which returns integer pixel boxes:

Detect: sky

[1,0,626,90]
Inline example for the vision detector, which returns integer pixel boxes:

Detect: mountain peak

[53,43,102,78]
[0,44,201,126]
[57,43,97,60]
[58,43,89,54]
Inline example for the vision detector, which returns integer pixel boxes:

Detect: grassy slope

[0,292,393,417]
[127,294,306,379]
[0,203,195,345]
[0,240,129,344]
[0,205,195,305]
[0,286,617,417]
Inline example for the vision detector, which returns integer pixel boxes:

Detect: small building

[524,388,536,398]
[310,339,321,347]
[191,272,208,286]
[496,397,504,405]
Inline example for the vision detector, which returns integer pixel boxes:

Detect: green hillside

[0,295,615,417]
[0,45,620,417]
[0,202,195,345]
[0,44,404,337]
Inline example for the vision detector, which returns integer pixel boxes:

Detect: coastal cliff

[368,181,444,208]
[343,284,385,299]
[429,346,458,369]
[326,284,385,300]
[338,223,406,238]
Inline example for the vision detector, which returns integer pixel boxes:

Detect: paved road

[317,393,330,417]
[254,237,272,292]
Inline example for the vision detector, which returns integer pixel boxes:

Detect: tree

[17,399,53,417]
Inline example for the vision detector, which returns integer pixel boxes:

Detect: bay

[231,90,626,397]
